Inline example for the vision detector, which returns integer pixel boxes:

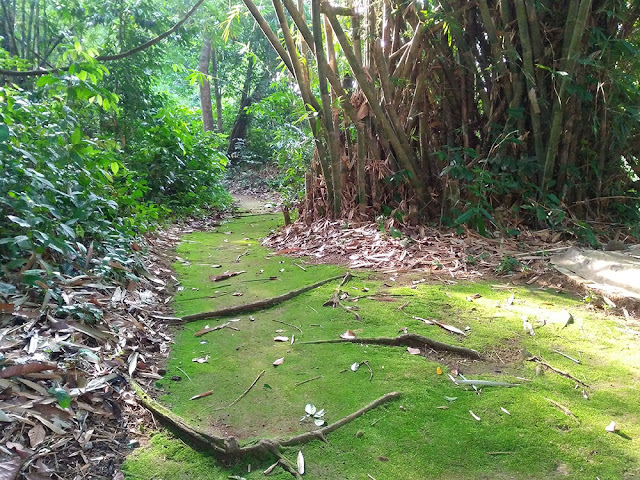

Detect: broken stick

[214,370,265,411]
[529,357,589,387]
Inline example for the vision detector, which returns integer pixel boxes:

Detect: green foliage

[1,55,230,297]
[495,255,522,274]
[0,83,136,294]
[126,105,231,214]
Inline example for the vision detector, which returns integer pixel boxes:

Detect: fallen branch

[194,322,230,337]
[545,398,580,423]
[301,333,482,359]
[295,375,323,386]
[530,357,589,387]
[210,270,246,282]
[182,274,345,322]
[272,319,303,333]
[214,370,265,411]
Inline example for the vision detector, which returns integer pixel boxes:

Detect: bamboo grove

[242,0,640,231]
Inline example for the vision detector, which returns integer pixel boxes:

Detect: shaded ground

[122,204,640,480]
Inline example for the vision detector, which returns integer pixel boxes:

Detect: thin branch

[530,357,589,387]
[214,370,265,411]
[295,375,323,386]
[272,319,303,333]
[280,392,400,447]
[0,0,206,76]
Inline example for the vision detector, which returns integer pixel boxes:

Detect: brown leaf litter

[0,216,222,480]
[263,219,573,277]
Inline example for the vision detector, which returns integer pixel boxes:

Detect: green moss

[123,214,640,479]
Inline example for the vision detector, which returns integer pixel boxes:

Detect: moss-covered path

[123,212,640,479]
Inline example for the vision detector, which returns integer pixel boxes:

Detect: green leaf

[78,349,101,364]
[70,127,82,145]
[0,124,9,143]
[56,222,76,239]
[36,75,59,88]
[50,387,71,408]
[454,210,476,225]
[110,162,120,175]
[7,215,31,228]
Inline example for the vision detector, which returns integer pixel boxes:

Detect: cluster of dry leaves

[0,219,220,480]
[263,219,572,277]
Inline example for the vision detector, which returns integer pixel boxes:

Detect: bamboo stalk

[324,9,424,203]
[514,0,545,171]
[312,0,342,215]
[240,0,295,75]
[542,0,593,189]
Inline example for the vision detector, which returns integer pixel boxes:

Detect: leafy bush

[0,83,140,294]
[0,60,231,297]
[126,105,232,214]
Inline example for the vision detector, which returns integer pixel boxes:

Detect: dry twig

[214,370,265,411]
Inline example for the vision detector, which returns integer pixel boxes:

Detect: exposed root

[181,274,345,322]
[128,375,399,466]
[301,333,482,359]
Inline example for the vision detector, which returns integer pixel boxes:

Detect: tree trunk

[211,42,223,133]
[198,36,215,132]
[227,56,255,158]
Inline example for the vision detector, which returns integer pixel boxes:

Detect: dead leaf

[190,390,213,400]
[605,421,618,433]
[500,407,511,415]
[436,366,442,375]
[128,351,139,377]
[340,330,356,340]
[407,347,421,355]
[6,442,31,459]
[297,451,305,475]
[0,303,14,313]
[469,410,481,421]
[192,355,209,363]
[232,292,243,297]
[263,462,279,475]
[0,363,57,378]
[413,316,434,325]
[431,319,466,336]
[0,456,22,480]
[273,357,285,366]
[274,336,289,342]
[27,424,46,448]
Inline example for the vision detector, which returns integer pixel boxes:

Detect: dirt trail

[233,193,280,215]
